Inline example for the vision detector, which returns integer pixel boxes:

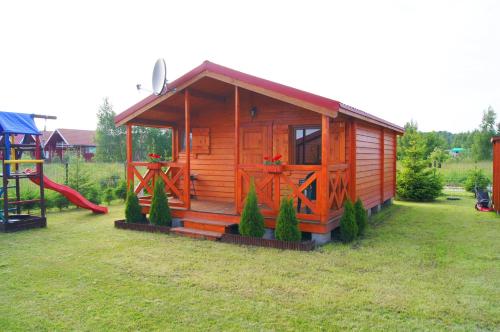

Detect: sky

[0,0,498,133]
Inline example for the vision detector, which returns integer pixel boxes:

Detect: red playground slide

[29,175,108,214]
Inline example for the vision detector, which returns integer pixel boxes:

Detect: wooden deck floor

[190,199,236,215]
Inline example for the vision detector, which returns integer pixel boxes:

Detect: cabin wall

[355,122,396,209]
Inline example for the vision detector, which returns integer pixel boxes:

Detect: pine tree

[275,197,301,242]
[95,98,126,162]
[354,198,368,237]
[239,179,265,237]
[125,183,145,223]
[340,199,358,243]
[149,178,172,226]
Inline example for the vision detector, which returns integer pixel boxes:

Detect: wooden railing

[237,164,349,223]
[128,161,188,208]
[328,164,349,217]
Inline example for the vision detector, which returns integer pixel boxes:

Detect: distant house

[43,129,96,162]
[450,147,465,158]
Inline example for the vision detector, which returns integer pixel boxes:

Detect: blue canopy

[0,111,40,135]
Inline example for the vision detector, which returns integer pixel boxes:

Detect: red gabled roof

[115,61,404,133]
[49,129,96,146]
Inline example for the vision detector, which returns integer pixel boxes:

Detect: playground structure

[0,112,107,232]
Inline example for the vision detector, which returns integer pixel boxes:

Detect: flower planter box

[146,162,162,170]
[220,233,315,251]
[114,220,171,234]
[264,165,283,174]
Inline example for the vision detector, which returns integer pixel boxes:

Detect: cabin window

[293,126,321,165]
[191,128,210,154]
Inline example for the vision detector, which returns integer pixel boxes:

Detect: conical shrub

[340,198,358,243]
[354,198,368,236]
[149,178,172,226]
[239,179,265,237]
[125,183,146,223]
[275,197,301,242]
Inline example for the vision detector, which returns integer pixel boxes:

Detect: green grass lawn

[1,195,499,330]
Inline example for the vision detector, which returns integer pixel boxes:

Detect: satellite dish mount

[152,58,168,95]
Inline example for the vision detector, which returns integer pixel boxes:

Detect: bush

[239,179,265,237]
[54,193,69,211]
[397,137,443,201]
[44,191,56,210]
[464,168,490,192]
[125,183,145,223]
[85,186,102,205]
[103,188,114,205]
[354,198,368,236]
[149,178,171,226]
[114,180,127,201]
[275,197,301,242]
[20,188,39,214]
[340,199,358,243]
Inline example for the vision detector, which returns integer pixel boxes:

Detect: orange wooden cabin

[115,61,404,243]
[491,136,500,212]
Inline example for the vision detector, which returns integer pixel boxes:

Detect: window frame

[290,124,322,165]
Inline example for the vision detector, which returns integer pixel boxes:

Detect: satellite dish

[152,58,168,95]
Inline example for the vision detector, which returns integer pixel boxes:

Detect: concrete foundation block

[171,218,183,228]
[311,232,331,245]
[383,198,393,207]
[263,228,275,240]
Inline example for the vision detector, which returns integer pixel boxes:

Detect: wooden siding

[383,130,395,200]
[356,123,382,209]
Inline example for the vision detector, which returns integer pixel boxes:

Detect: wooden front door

[240,124,272,164]
[239,124,273,210]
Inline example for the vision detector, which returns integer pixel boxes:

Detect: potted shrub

[264,154,283,174]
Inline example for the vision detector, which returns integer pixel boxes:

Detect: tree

[429,147,449,168]
[95,98,126,162]
[397,120,421,160]
[275,198,301,242]
[397,134,443,201]
[125,183,145,223]
[114,179,128,201]
[149,178,172,226]
[340,199,358,243]
[354,198,368,236]
[480,106,497,133]
[422,132,447,159]
[103,188,115,205]
[239,179,265,237]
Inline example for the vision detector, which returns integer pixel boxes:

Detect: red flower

[272,154,282,162]
[148,153,161,159]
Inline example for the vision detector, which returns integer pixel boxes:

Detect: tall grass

[436,160,492,187]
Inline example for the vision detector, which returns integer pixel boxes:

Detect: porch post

[171,127,177,161]
[184,89,191,209]
[234,86,241,212]
[321,115,330,223]
[126,124,133,189]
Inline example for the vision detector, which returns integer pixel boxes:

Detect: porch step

[170,227,222,241]
[182,217,237,233]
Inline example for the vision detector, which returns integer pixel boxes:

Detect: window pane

[294,127,321,165]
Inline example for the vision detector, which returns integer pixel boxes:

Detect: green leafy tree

[125,183,145,223]
[398,120,420,160]
[422,131,448,159]
[95,98,126,162]
[354,198,368,236]
[149,178,172,226]
[239,179,265,237]
[275,198,301,242]
[464,168,490,192]
[429,147,449,168]
[340,199,358,243]
[397,135,443,201]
